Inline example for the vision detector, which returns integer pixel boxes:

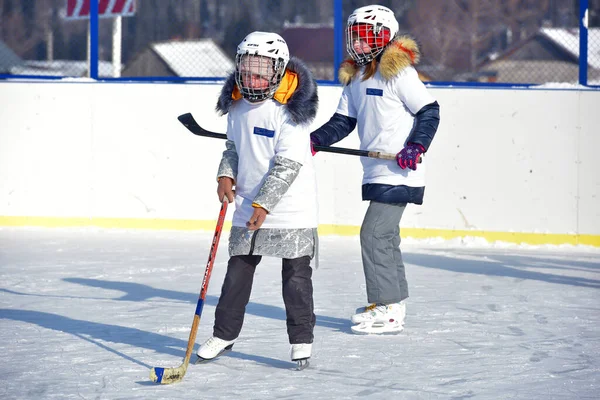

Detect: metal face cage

[346,22,392,66]
[235,54,285,102]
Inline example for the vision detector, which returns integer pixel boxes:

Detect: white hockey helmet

[235,31,290,102]
[346,5,399,66]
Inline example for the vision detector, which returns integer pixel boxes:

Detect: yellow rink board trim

[318,225,600,246]
[1,216,599,247]
[0,216,227,231]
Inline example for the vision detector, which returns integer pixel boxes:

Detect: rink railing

[0,0,597,88]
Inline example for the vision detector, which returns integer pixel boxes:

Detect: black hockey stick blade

[178,113,227,140]
[177,112,418,162]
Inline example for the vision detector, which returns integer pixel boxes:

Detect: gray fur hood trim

[216,57,319,125]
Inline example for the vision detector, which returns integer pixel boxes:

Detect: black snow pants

[213,255,316,344]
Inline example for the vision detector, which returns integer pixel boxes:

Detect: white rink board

[0,81,599,239]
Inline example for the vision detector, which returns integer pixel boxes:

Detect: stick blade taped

[150,364,188,385]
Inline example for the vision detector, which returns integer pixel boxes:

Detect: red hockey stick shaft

[150,197,229,384]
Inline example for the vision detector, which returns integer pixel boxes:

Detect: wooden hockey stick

[149,197,229,384]
[178,112,421,162]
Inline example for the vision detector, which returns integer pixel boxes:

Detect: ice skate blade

[194,344,233,364]
[294,359,310,371]
[351,322,404,335]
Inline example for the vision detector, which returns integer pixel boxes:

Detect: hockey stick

[149,197,229,385]
[178,112,415,162]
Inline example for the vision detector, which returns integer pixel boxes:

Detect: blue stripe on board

[195,299,204,316]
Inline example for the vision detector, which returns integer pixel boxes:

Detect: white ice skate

[351,303,388,324]
[290,343,312,370]
[351,302,406,335]
[195,336,235,364]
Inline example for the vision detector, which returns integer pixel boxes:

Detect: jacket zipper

[248,230,259,255]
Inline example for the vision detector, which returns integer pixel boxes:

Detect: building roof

[540,28,600,69]
[0,40,24,73]
[151,39,234,77]
[474,27,600,84]
[10,60,116,77]
[479,59,600,84]
[484,27,600,70]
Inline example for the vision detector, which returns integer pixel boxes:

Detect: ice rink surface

[1,228,599,399]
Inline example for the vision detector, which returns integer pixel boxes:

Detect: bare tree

[407,0,551,73]
[1,0,42,58]
[1,0,577,75]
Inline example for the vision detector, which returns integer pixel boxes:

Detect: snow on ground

[1,228,599,399]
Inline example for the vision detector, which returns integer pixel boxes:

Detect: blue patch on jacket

[253,127,275,137]
[366,88,383,96]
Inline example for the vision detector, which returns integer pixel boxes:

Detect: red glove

[310,138,319,156]
[396,143,425,170]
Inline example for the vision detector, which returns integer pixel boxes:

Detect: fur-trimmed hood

[339,35,421,85]
[216,57,318,126]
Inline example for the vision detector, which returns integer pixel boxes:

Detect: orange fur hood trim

[231,71,299,104]
[338,35,421,84]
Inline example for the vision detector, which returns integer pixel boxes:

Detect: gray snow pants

[360,201,409,304]
[213,255,316,344]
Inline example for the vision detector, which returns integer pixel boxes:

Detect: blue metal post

[579,0,588,86]
[333,0,344,84]
[90,0,99,79]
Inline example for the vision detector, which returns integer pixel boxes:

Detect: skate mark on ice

[506,326,525,336]
[547,353,592,375]
[226,351,299,370]
[486,304,498,312]
[550,361,593,375]
[448,391,477,399]
[534,314,548,324]
[448,339,479,352]
[517,294,528,302]
[456,306,485,315]
[439,378,469,386]
[529,351,549,362]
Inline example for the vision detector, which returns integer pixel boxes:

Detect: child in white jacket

[196,31,319,368]
[311,5,441,335]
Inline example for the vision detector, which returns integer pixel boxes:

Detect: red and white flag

[65,0,136,20]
